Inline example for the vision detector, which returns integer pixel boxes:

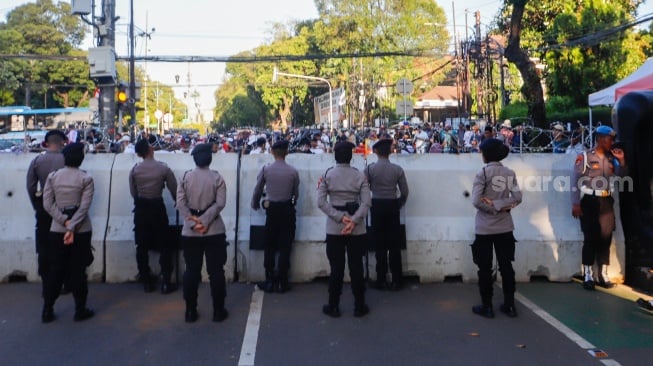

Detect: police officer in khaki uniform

[26,130,66,294]
[318,141,372,318]
[471,139,522,318]
[177,143,228,323]
[571,125,625,290]
[41,143,95,323]
[365,138,409,291]
[251,139,299,293]
[129,139,178,294]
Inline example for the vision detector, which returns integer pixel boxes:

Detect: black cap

[256,137,267,147]
[333,141,355,153]
[272,139,289,150]
[191,143,213,156]
[45,129,67,142]
[134,138,150,157]
[373,138,393,150]
[479,138,509,162]
[62,142,85,167]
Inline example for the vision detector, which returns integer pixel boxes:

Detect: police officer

[177,143,228,323]
[251,140,299,293]
[471,139,522,318]
[129,139,178,293]
[318,141,372,318]
[572,125,625,290]
[41,143,95,323]
[365,138,409,291]
[26,130,66,295]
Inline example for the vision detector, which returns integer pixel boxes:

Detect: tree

[503,0,546,127]
[0,0,88,108]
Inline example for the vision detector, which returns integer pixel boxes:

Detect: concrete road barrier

[0,152,624,284]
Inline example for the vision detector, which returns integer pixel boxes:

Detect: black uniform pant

[34,203,52,279]
[580,195,614,266]
[134,198,174,279]
[43,232,93,311]
[264,202,295,276]
[370,199,402,282]
[326,234,366,307]
[471,232,516,307]
[182,234,227,310]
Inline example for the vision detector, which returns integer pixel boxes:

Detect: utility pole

[99,0,116,131]
[128,0,136,131]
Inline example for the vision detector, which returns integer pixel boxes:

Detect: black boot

[354,296,370,317]
[160,273,177,294]
[472,304,494,318]
[41,306,55,323]
[257,271,275,293]
[212,296,228,322]
[323,294,341,318]
[185,306,199,323]
[74,297,94,322]
[276,273,290,294]
[141,273,156,293]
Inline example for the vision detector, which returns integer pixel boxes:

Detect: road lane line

[238,287,264,366]
[515,291,622,366]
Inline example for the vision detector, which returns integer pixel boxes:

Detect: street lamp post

[272,67,333,130]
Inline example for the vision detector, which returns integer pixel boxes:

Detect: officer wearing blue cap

[571,125,625,290]
[251,139,299,293]
[318,140,372,318]
[26,129,67,296]
[177,143,228,322]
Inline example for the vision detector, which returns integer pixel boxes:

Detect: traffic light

[116,83,128,110]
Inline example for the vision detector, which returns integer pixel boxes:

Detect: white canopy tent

[587,57,653,144]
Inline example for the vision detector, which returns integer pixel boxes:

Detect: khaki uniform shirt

[317,163,372,236]
[26,151,65,210]
[365,157,409,207]
[129,158,177,200]
[472,162,522,235]
[43,167,95,233]
[251,159,300,208]
[176,167,227,237]
[571,149,619,206]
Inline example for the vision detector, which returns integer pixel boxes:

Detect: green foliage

[0,0,89,108]
[500,100,612,124]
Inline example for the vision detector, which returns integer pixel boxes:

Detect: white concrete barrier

[0,152,625,284]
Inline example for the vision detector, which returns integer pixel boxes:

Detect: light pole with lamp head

[272,66,333,130]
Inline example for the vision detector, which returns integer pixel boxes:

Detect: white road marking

[238,287,264,366]
[515,291,622,366]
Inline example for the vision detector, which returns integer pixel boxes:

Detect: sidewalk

[0,281,649,366]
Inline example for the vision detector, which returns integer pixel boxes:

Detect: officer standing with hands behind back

[318,141,372,318]
[251,139,300,293]
[41,142,95,323]
[129,139,178,294]
[571,125,625,290]
[177,143,228,323]
[26,130,66,296]
[365,138,409,291]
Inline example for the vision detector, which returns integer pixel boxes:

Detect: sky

[2,0,653,120]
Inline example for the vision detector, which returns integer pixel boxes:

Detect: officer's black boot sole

[213,308,229,322]
[185,309,199,323]
[582,280,596,290]
[41,308,55,323]
[472,305,495,318]
[354,304,370,317]
[499,304,518,318]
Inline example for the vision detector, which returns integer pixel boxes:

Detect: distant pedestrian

[177,143,228,323]
[251,140,299,293]
[41,143,95,323]
[318,141,372,318]
[471,139,522,318]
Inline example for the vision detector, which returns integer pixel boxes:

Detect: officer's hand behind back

[572,204,583,218]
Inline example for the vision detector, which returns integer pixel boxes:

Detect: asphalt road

[0,281,650,366]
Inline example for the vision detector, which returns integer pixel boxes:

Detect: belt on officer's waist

[61,205,79,218]
[580,186,612,198]
[263,200,293,209]
[332,202,360,215]
[135,196,163,203]
[189,208,208,216]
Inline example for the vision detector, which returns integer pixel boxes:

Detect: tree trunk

[504,0,546,128]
